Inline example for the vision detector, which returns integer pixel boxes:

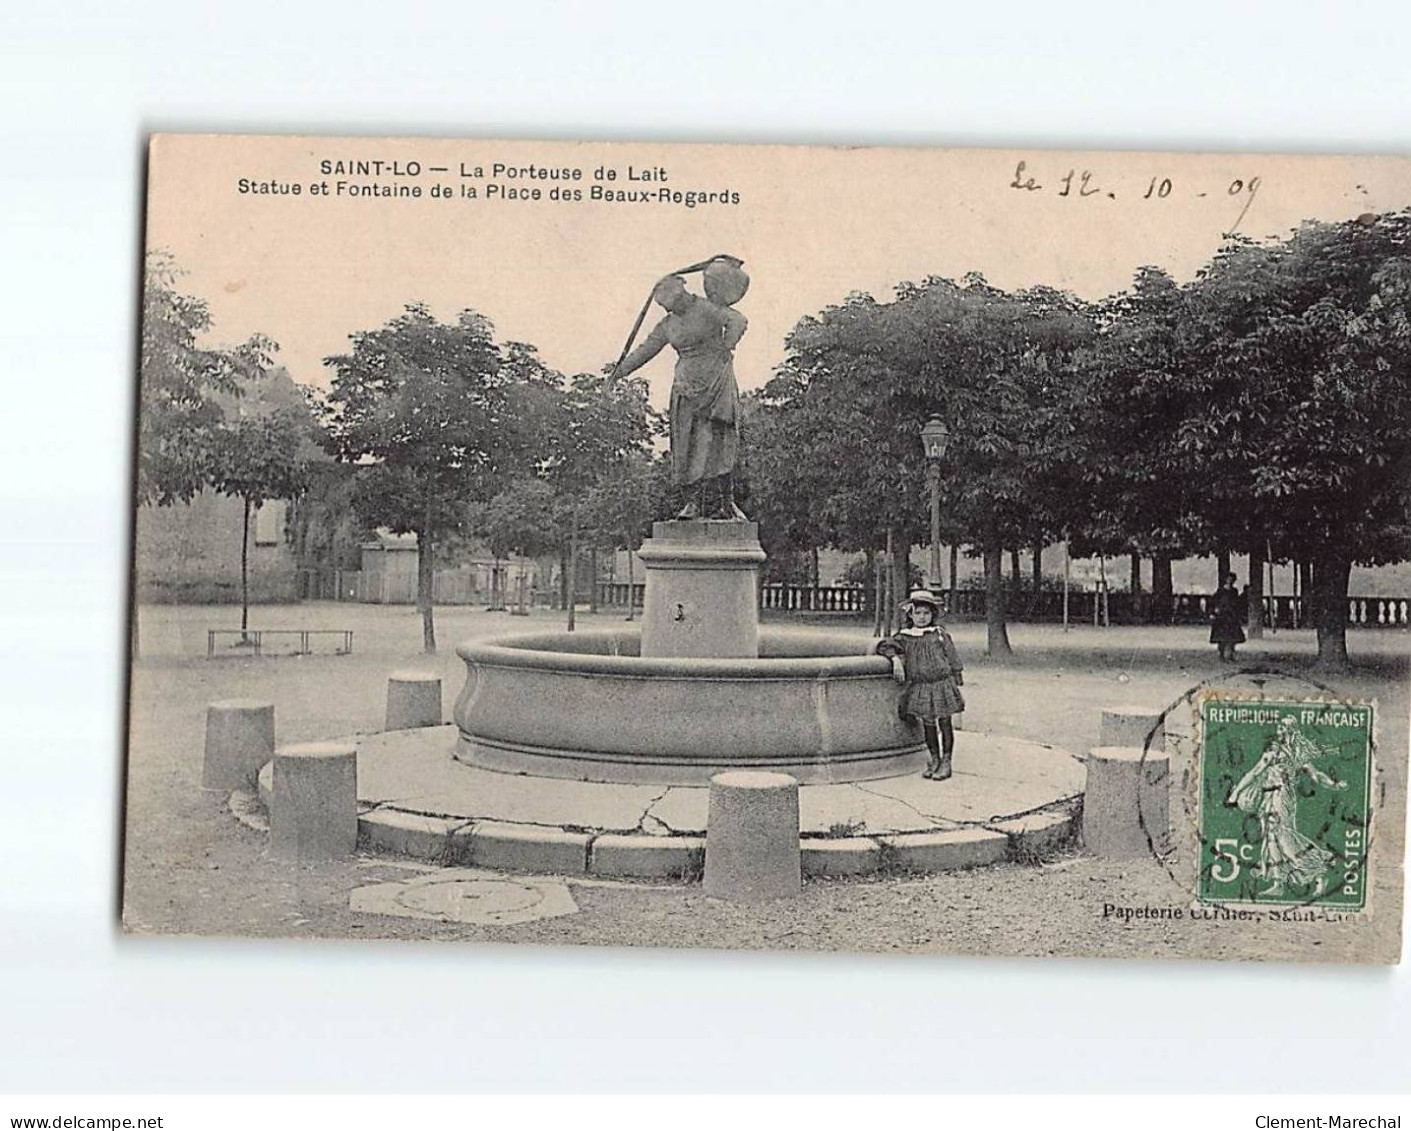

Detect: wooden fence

[297,567,488,605]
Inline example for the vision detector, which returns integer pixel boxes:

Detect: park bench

[206,628,354,658]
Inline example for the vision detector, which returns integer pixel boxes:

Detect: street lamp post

[920,416,951,600]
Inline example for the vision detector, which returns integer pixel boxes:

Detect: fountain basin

[454,628,926,785]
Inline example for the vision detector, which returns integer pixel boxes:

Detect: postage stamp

[1197,696,1374,909]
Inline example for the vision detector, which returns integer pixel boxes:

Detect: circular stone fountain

[454,627,925,785]
[454,518,925,785]
[246,517,1085,881]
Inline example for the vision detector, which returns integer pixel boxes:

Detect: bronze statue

[612,255,750,520]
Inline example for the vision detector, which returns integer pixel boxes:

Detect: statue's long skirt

[670,354,739,486]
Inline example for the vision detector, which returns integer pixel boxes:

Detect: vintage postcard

[125,134,1409,963]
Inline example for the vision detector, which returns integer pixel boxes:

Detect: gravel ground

[122,603,1408,963]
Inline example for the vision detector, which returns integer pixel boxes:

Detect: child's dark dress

[875,626,965,719]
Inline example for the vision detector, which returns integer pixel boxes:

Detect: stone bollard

[202,700,275,791]
[270,742,358,862]
[1099,705,1165,752]
[385,672,443,730]
[703,771,801,901]
[1082,746,1171,860]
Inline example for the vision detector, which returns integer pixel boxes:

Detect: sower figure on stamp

[1227,716,1347,897]
[876,589,965,780]
[611,256,749,520]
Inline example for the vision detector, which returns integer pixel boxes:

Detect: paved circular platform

[249,724,1084,879]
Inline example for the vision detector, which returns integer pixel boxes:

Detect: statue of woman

[1227,716,1347,897]
[612,258,749,520]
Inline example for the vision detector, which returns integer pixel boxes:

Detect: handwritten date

[1009,160,1262,231]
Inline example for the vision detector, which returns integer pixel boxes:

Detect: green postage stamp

[1197,697,1374,909]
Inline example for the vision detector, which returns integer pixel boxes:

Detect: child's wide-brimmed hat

[906,589,942,610]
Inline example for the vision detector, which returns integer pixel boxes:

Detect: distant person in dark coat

[1209,572,1246,662]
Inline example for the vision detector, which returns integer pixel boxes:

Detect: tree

[137,251,273,506]
[289,461,367,577]
[211,404,311,637]
[323,304,506,652]
[134,252,276,658]
[542,372,653,630]
[1078,215,1411,667]
[1174,215,1411,669]
[480,478,558,613]
[582,452,664,620]
[756,279,1093,653]
[1072,266,1204,623]
[752,293,934,630]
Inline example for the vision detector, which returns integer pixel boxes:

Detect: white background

[2,0,1408,1094]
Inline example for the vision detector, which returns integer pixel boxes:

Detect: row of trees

[745,213,1411,668]
[140,258,660,653]
[141,212,1411,666]
[320,304,656,649]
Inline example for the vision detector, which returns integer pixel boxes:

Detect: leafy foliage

[211,406,311,511]
[750,278,1095,650]
[137,251,273,505]
[322,303,510,650]
[746,213,1411,665]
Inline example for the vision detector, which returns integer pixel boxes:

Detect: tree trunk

[1300,560,1315,630]
[558,545,569,611]
[891,535,911,630]
[240,496,252,640]
[810,546,820,588]
[949,544,959,615]
[1314,550,1351,671]
[1152,552,1174,624]
[1032,540,1043,596]
[883,527,896,635]
[1062,535,1071,630]
[864,547,878,632]
[589,546,599,614]
[983,526,1013,656]
[417,516,436,653]
[566,504,579,632]
[1247,540,1265,640]
[870,546,883,635]
[1215,547,1231,587]
[1009,548,1022,594]
[624,534,636,622]
[1129,552,1142,594]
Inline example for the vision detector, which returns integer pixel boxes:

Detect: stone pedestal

[270,742,358,862]
[703,770,801,901]
[202,700,275,791]
[637,520,766,659]
[1082,745,1171,860]
[1099,705,1165,752]
[385,672,443,730]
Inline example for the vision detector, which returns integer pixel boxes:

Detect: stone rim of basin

[457,628,890,678]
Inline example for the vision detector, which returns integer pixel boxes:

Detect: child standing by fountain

[875,590,965,780]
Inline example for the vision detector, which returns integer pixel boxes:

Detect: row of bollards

[205,677,1170,883]
[202,673,444,863]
